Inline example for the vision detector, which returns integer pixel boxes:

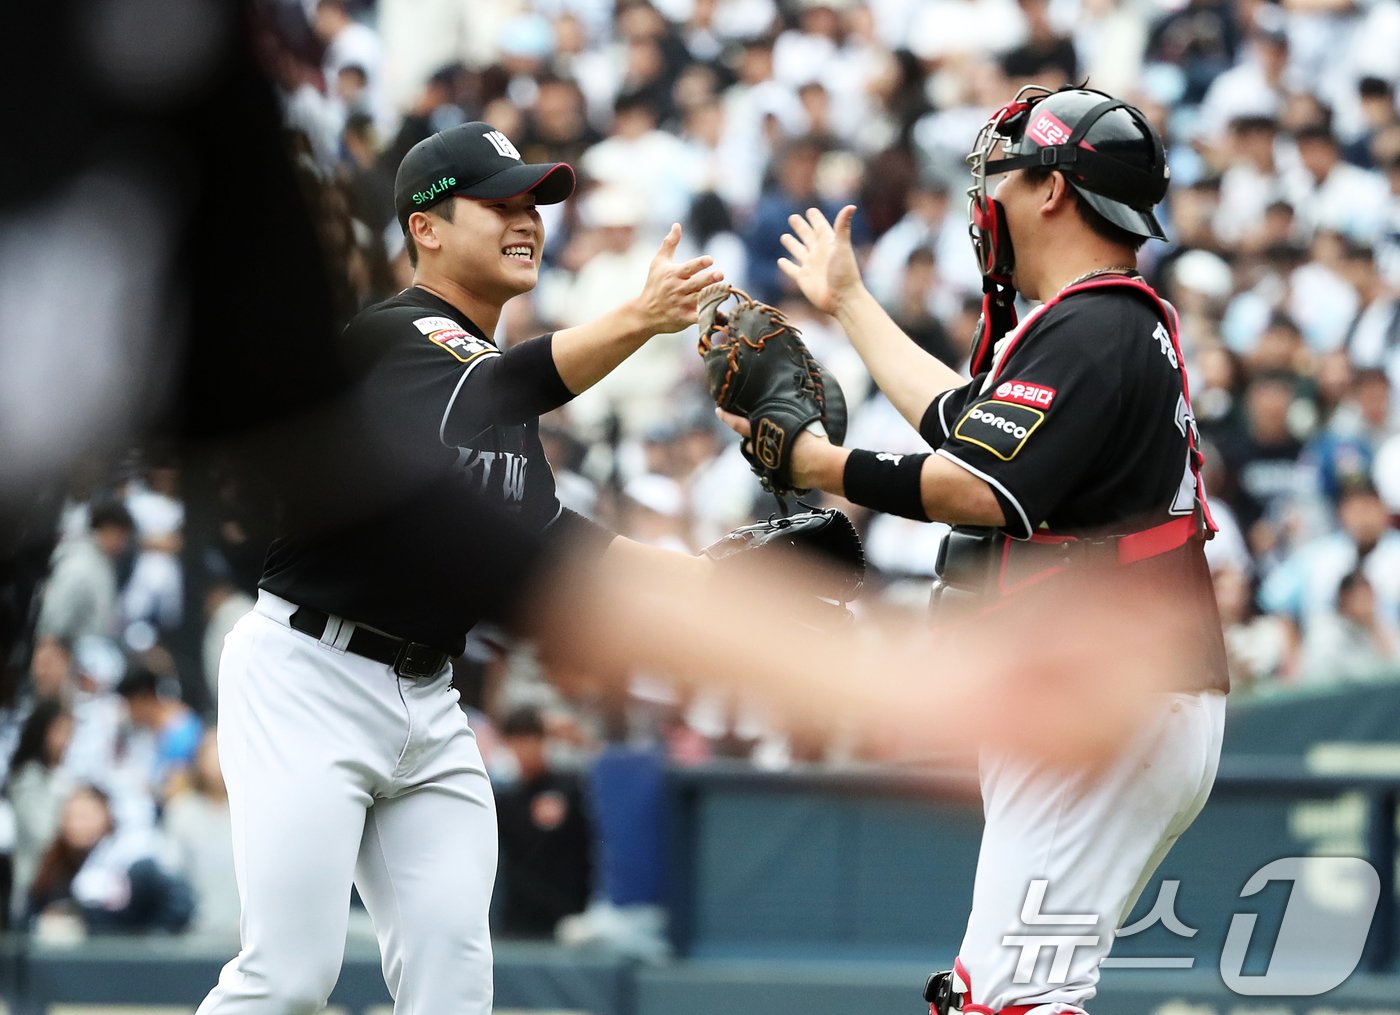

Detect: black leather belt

[288,606,449,679]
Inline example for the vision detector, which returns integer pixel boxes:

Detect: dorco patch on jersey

[954,400,1046,461]
[992,380,1057,409]
[427,328,494,363]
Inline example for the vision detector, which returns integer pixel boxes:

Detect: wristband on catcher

[843,449,930,522]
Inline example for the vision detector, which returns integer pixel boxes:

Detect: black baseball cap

[394,121,575,230]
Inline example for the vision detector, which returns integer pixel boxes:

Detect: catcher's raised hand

[778,205,863,317]
[632,223,726,335]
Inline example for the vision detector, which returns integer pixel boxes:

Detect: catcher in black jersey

[718,87,1228,1015]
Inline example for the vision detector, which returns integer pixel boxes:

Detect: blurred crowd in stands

[2,0,1398,944]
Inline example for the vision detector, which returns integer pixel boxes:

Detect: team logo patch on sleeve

[953,400,1046,461]
[428,328,494,363]
[413,317,494,363]
[992,380,1057,409]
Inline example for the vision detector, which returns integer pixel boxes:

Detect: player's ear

[1041,172,1072,216]
[408,211,440,252]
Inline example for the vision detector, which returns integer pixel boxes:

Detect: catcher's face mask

[964,85,1052,281]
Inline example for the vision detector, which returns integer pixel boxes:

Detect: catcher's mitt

[697,284,847,499]
[701,508,865,614]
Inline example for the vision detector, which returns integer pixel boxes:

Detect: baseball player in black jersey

[720,86,1229,1015]
[197,122,724,1015]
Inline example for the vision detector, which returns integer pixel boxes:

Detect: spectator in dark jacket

[493,707,594,937]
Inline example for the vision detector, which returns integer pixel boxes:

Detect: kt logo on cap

[483,130,521,159]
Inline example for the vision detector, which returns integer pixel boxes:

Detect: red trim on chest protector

[989,275,1217,535]
[994,517,1192,597]
[1024,514,1197,566]
[989,276,1161,386]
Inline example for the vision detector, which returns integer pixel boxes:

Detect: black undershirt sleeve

[441,334,576,443]
[474,334,574,422]
[547,507,618,561]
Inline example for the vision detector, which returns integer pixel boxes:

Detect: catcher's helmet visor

[1071,188,1167,243]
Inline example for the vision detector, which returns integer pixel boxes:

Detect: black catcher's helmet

[961,85,1171,373]
[984,86,1169,241]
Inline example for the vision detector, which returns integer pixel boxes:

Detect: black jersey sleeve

[441,335,576,442]
[919,378,985,446]
[936,296,1133,539]
[350,309,574,446]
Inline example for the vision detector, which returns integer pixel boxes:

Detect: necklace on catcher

[1059,265,1137,293]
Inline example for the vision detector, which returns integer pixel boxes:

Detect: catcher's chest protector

[934,275,1216,606]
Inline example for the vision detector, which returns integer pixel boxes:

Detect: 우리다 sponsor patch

[1026,110,1072,147]
[992,379,1057,410]
[953,400,1046,461]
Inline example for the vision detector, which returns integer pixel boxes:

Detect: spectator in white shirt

[1341,240,1400,385]
[35,502,134,645]
[1299,569,1400,684]
[581,92,696,233]
[312,0,392,137]
[162,731,238,938]
[1196,9,1295,143]
[1288,229,1362,352]
[121,464,185,634]
[1215,116,1289,246]
[718,36,805,210]
[863,180,965,309]
[1376,150,1400,287]
[1285,125,1393,243]
[1260,479,1400,640]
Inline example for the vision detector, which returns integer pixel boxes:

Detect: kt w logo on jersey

[455,449,528,505]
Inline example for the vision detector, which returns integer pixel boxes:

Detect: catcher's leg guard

[924,959,1044,1015]
[923,968,961,1015]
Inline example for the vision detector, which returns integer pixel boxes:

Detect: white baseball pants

[196,592,498,1015]
[957,689,1226,1015]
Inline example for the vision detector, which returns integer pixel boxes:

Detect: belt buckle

[1076,535,1118,565]
[393,642,443,679]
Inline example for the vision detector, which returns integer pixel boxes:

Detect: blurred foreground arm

[515,533,1184,769]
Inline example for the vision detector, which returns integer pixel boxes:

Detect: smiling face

[420,192,544,302]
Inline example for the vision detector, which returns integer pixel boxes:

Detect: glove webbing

[698,288,829,418]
